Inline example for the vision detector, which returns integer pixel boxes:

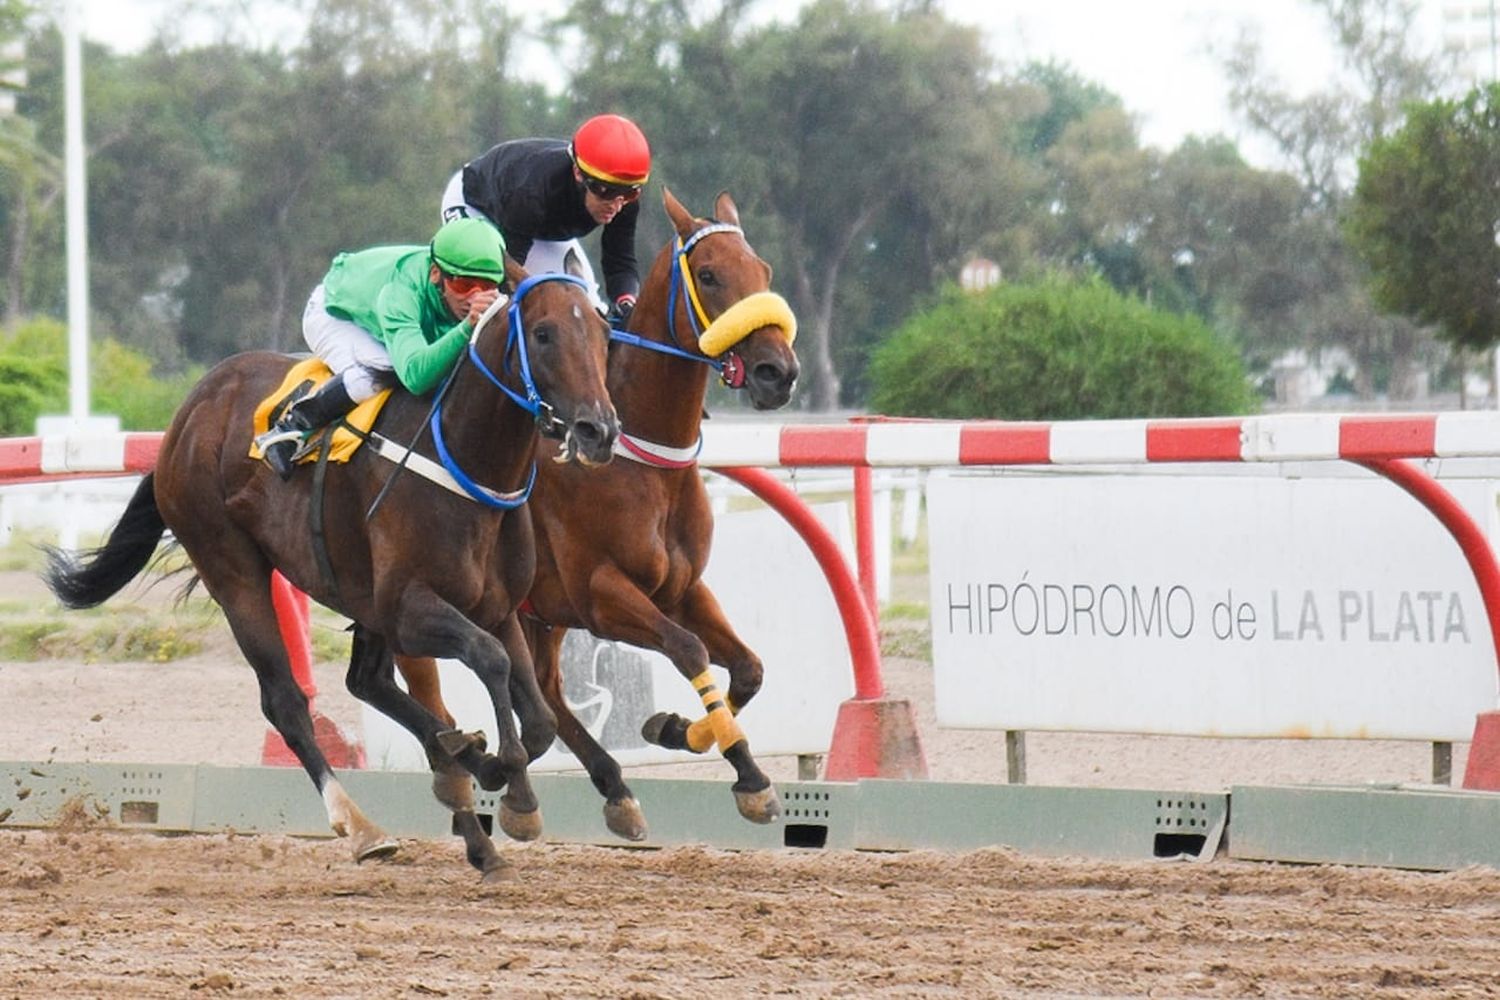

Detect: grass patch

[880,620,931,661]
[0,605,219,663]
[881,601,929,622]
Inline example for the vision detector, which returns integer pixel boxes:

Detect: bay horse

[397,189,799,840]
[43,256,618,875]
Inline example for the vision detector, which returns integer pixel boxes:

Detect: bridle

[606,222,749,387]
[604,220,795,469]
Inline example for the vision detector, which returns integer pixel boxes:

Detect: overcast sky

[74,0,1467,169]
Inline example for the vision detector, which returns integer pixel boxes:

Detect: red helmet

[571,114,651,186]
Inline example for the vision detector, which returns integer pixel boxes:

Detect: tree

[1,3,65,324]
[1346,84,1500,352]
[868,277,1256,420]
[1219,0,1450,400]
[726,0,1024,409]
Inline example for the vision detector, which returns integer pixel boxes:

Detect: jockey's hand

[464,288,502,328]
[607,294,636,328]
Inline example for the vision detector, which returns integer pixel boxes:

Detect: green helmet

[430,217,507,280]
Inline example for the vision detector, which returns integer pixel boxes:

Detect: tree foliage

[1219,0,1451,399]
[1346,84,1500,352]
[0,317,200,432]
[0,0,1467,416]
[868,279,1257,420]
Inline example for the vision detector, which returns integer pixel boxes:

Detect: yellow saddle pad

[248,358,392,466]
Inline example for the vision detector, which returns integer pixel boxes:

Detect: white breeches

[302,284,390,402]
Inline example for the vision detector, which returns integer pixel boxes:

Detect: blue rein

[428,272,589,509]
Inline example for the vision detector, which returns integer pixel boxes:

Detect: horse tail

[42,473,167,610]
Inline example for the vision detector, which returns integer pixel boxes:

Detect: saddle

[248,359,391,467]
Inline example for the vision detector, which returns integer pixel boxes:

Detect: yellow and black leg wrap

[685,670,744,755]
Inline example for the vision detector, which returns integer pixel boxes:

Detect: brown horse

[398,189,799,840]
[43,257,618,875]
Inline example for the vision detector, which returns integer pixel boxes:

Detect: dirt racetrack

[4,572,1500,997]
[4,824,1500,999]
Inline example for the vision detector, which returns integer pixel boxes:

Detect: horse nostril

[753,362,790,389]
[572,416,616,451]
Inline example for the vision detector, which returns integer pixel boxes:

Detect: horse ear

[563,245,586,280]
[713,191,740,228]
[662,187,696,240]
[503,255,526,295]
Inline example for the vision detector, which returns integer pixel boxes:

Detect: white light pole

[62,0,89,424]
[45,0,118,552]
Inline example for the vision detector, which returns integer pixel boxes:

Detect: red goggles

[583,176,642,203]
[441,271,499,295]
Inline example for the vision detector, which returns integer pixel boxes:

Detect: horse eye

[532,322,553,345]
[698,268,718,288]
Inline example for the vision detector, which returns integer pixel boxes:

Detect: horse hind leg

[210,570,395,862]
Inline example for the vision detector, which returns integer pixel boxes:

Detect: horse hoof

[733,785,782,825]
[467,846,509,878]
[499,802,543,842]
[604,798,648,842]
[431,768,475,812]
[353,835,400,863]
[641,712,691,750]
[480,861,513,884]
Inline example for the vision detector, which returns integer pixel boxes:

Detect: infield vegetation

[869,277,1256,420]
[0,516,935,665]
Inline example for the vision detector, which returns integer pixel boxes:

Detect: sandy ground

[2,570,1497,998]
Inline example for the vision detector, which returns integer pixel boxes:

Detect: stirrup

[255,425,305,451]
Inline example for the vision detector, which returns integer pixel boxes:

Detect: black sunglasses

[582,176,642,203]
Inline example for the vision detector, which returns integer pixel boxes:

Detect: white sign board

[363,501,856,771]
[928,469,1500,741]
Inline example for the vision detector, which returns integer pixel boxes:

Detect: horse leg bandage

[686,671,744,754]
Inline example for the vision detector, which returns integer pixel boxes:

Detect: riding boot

[256,375,357,480]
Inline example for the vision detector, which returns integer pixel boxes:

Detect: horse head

[661,188,800,410]
[476,255,619,467]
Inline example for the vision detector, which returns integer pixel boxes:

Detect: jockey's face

[575,167,640,225]
[431,264,498,320]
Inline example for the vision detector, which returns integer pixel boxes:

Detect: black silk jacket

[462,138,641,302]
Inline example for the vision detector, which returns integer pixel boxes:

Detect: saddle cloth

[248,358,392,467]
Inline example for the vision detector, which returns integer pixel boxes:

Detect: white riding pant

[440,169,603,309]
[302,284,389,403]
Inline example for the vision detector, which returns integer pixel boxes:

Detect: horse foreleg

[496,614,558,763]
[525,619,647,842]
[672,580,765,753]
[392,592,536,823]
[586,572,780,826]
[350,630,507,872]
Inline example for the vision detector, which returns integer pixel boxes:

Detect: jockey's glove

[607,294,637,328]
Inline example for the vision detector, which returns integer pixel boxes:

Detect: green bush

[869,278,1257,419]
[0,317,203,432]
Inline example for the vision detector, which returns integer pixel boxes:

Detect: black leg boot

[256,375,358,480]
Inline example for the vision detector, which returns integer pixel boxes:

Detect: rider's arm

[599,200,642,304]
[374,284,470,396]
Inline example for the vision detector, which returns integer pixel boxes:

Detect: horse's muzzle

[554,408,619,467]
[747,352,800,411]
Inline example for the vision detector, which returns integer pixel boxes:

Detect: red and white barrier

[4,412,1495,478]
[694,412,1500,468]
